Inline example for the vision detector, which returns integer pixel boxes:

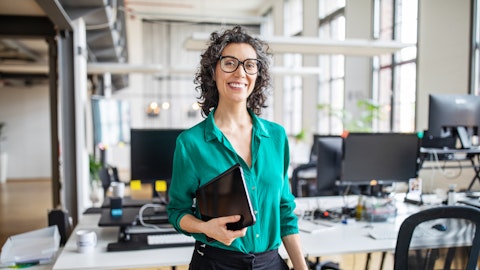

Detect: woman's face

[214,43,258,105]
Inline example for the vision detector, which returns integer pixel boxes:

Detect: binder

[196,164,256,230]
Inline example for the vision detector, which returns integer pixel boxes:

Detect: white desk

[53,194,449,270]
[293,195,422,257]
[52,214,193,270]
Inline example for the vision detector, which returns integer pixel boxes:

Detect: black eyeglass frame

[218,55,261,75]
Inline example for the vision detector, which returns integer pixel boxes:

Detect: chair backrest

[111,166,120,182]
[98,167,112,194]
[394,205,480,270]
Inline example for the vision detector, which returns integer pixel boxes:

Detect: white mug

[76,229,97,253]
[110,182,125,198]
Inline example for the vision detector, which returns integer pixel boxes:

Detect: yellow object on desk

[130,180,142,190]
[155,180,167,192]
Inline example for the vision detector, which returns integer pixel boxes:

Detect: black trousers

[189,241,290,270]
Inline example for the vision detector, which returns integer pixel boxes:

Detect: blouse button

[256,234,260,238]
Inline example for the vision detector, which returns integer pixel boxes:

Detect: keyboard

[368,229,399,240]
[107,232,195,252]
[147,233,195,246]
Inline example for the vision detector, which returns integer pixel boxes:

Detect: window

[283,0,303,135]
[373,0,418,132]
[317,3,345,135]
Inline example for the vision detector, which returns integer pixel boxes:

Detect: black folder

[196,163,256,230]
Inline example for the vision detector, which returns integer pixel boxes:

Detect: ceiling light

[184,32,415,56]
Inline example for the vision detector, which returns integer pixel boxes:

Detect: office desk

[294,195,421,257]
[419,147,480,190]
[52,194,450,270]
[52,214,193,270]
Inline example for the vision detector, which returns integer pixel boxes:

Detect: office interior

[0,0,480,252]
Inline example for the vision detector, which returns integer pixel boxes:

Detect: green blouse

[167,109,299,254]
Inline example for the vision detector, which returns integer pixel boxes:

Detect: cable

[431,150,462,179]
[137,203,171,231]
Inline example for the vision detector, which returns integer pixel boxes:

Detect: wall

[0,84,51,179]
[416,0,473,192]
[416,0,471,130]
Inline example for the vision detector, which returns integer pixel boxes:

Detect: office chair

[48,209,72,246]
[291,135,342,197]
[98,167,113,197]
[291,141,318,197]
[394,205,480,270]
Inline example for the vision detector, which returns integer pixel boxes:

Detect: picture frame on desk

[404,177,423,205]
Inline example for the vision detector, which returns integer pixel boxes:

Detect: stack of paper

[0,226,60,266]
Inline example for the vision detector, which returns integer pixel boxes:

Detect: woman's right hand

[203,215,247,246]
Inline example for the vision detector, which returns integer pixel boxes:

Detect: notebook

[196,164,256,231]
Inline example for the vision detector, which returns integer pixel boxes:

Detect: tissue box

[0,225,60,265]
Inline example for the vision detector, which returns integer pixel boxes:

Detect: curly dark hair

[194,25,272,117]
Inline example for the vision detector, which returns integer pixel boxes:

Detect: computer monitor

[130,128,184,197]
[340,133,419,193]
[315,136,343,196]
[428,94,480,148]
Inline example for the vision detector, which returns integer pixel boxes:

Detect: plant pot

[0,152,7,184]
[89,180,104,207]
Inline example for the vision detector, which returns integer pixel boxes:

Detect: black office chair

[291,135,342,197]
[394,205,480,270]
[291,141,318,197]
[98,167,113,197]
[110,166,121,182]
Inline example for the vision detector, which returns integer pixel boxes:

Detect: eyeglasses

[219,56,260,75]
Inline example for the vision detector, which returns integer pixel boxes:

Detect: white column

[271,0,285,125]
[302,0,320,143]
[73,18,90,215]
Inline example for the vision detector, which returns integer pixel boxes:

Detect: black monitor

[315,136,343,196]
[340,133,419,193]
[130,128,184,197]
[428,94,480,148]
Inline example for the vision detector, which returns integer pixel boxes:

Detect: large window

[373,0,418,132]
[282,0,303,135]
[317,3,345,135]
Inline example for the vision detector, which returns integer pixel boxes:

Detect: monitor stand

[457,127,472,148]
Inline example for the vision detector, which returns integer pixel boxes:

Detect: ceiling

[0,0,412,89]
[0,0,271,89]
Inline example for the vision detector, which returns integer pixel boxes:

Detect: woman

[167,25,308,270]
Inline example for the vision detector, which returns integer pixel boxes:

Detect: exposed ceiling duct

[0,0,129,90]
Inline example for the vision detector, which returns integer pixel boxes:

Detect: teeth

[229,83,244,88]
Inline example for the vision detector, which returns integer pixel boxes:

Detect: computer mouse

[431,223,447,231]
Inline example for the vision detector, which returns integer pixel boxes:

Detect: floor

[0,179,393,270]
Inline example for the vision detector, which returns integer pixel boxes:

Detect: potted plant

[317,99,382,132]
[89,154,104,206]
[0,123,7,184]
